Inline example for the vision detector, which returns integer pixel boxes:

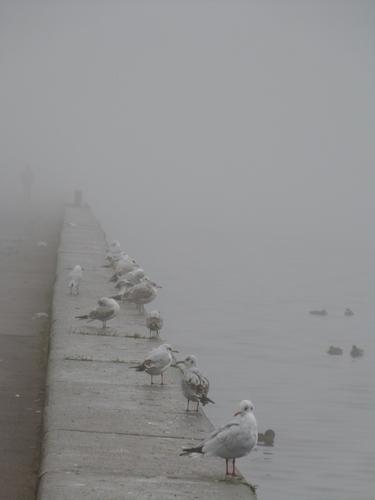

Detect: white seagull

[133,343,177,384]
[176,355,214,411]
[146,310,163,337]
[181,399,258,477]
[109,255,139,282]
[68,264,83,295]
[75,297,120,329]
[123,278,161,311]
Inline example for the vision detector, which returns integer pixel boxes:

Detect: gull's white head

[161,343,178,353]
[234,400,255,416]
[98,297,117,307]
[183,355,198,368]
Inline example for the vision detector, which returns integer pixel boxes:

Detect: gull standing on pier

[68,264,83,295]
[176,355,214,411]
[109,255,139,282]
[123,278,161,311]
[146,310,163,337]
[75,297,120,329]
[181,400,257,477]
[132,344,177,384]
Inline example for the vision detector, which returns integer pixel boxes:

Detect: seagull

[176,355,214,411]
[122,278,161,311]
[123,268,146,286]
[75,297,120,329]
[180,399,257,477]
[132,343,177,384]
[109,255,139,282]
[68,265,83,295]
[104,241,123,267]
[146,310,163,337]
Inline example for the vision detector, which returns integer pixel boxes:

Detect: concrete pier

[38,205,256,499]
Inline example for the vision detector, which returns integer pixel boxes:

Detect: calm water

[97,210,375,500]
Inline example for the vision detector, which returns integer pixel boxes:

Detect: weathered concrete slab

[39,472,254,500]
[38,205,256,499]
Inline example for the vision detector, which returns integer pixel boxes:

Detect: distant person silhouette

[20,166,35,203]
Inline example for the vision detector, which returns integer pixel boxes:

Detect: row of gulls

[70,239,258,478]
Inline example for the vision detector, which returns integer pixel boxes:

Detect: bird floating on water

[327,346,343,355]
[132,343,177,384]
[309,309,327,316]
[257,429,275,446]
[75,297,120,329]
[350,345,364,358]
[181,399,257,477]
[344,308,354,316]
[176,355,214,411]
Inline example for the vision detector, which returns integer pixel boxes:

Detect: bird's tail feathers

[128,363,145,371]
[110,294,122,301]
[200,395,215,405]
[180,445,203,456]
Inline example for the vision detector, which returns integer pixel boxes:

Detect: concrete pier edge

[37,204,256,499]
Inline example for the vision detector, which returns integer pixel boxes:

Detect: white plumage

[146,310,163,336]
[177,355,214,411]
[68,264,83,295]
[181,400,257,477]
[134,343,176,385]
[123,278,161,311]
[75,297,120,329]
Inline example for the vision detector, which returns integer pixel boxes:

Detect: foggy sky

[1,0,374,244]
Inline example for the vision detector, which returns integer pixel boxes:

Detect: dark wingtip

[200,396,215,405]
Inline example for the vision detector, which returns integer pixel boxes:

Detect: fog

[1,1,375,499]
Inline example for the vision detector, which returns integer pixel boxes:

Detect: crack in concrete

[46,427,200,442]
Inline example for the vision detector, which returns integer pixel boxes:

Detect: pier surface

[37,205,256,499]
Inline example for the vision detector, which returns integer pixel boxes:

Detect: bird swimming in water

[257,429,275,446]
[327,346,343,355]
[176,355,214,411]
[75,297,120,329]
[309,309,328,316]
[350,345,364,358]
[181,399,257,477]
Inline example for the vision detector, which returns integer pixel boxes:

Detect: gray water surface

[99,214,375,500]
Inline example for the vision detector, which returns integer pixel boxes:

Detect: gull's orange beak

[234,410,241,416]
